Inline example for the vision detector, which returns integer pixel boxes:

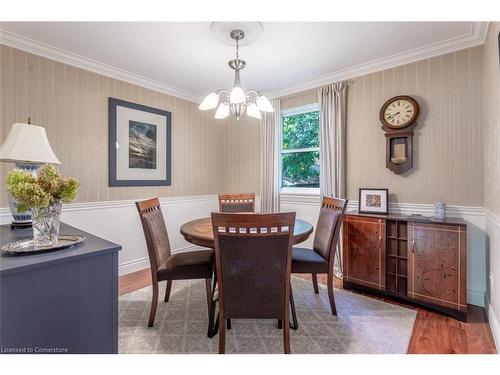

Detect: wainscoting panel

[0,195,219,275]
[0,195,487,307]
[486,210,500,349]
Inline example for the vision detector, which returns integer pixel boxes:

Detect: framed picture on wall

[358,188,389,215]
[108,98,171,187]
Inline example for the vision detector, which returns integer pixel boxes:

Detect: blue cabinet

[0,223,121,354]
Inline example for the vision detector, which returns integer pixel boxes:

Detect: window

[280,104,320,191]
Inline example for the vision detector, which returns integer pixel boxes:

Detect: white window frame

[279,103,321,195]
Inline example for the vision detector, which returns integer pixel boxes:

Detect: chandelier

[198,29,274,120]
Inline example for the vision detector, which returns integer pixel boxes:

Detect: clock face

[382,98,417,128]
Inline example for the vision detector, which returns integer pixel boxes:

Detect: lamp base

[7,162,42,226]
[10,221,32,229]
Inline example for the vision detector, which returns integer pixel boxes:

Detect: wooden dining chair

[218,193,255,213]
[136,198,214,327]
[291,197,348,315]
[211,212,296,354]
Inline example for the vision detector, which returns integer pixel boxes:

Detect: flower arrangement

[7,165,80,212]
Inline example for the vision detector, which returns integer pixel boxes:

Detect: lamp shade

[214,103,230,119]
[229,86,246,104]
[257,96,274,112]
[0,123,61,164]
[199,92,219,110]
[246,103,262,119]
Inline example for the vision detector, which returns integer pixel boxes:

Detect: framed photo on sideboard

[358,188,389,215]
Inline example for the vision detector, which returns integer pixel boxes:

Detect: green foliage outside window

[281,111,320,188]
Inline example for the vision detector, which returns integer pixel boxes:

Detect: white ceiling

[0,22,487,101]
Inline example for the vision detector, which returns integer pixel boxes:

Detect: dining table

[180,217,314,248]
[180,216,314,337]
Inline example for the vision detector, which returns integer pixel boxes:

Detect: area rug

[119,277,416,354]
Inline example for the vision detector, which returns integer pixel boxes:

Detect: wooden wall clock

[379,95,420,174]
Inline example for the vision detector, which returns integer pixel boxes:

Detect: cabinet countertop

[0,222,121,275]
[346,211,467,226]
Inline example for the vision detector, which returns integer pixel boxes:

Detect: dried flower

[6,165,79,210]
[37,164,63,196]
[57,177,80,203]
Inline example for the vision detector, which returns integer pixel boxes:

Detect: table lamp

[0,119,61,227]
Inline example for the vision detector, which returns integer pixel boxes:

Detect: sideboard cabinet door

[407,222,467,312]
[343,216,386,290]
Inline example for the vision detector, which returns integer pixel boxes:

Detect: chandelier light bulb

[256,96,274,112]
[214,103,230,119]
[199,92,219,110]
[200,28,267,120]
[229,86,246,104]
[246,103,262,119]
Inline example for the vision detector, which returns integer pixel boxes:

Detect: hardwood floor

[119,268,152,296]
[119,269,497,354]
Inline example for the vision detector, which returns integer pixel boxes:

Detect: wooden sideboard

[342,211,467,321]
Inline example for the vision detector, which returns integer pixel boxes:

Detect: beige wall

[482,22,500,347]
[281,89,317,110]
[222,115,260,194]
[224,46,485,206]
[0,45,229,206]
[347,46,484,205]
[0,43,488,208]
[482,23,500,215]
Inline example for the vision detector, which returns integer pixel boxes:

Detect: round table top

[180,217,313,248]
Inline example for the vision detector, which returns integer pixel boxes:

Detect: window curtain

[318,82,347,277]
[259,99,281,213]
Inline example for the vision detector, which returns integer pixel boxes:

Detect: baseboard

[485,210,500,351]
[118,257,150,275]
[487,297,500,351]
[118,244,202,276]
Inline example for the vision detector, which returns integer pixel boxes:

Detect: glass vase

[32,201,62,248]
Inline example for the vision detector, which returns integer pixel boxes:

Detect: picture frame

[358,188,389,215]
[108,98,171,187]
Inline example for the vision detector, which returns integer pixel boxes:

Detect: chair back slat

[218,193,255,213]
[136,198,172,273]
[313,197,348,261]
[321,196,347,211]
[212,212,295,320]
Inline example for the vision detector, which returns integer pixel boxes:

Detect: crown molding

[0,22,489,103]
[266,21,489,99]
[0,28,201,103]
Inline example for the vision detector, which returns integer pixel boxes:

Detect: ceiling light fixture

[199,29,273,120]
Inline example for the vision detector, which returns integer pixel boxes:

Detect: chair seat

[158,249,213,280]
[291,247,329,274]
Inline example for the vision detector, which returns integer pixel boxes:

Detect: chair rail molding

[0,194,261,276]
